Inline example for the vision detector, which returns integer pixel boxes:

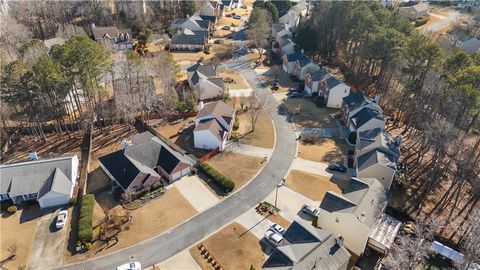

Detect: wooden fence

[199,147,220,163]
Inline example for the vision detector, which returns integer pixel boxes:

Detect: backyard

[189,222,264,270]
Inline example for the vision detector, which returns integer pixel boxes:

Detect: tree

[271,0,292,13]
[137,28,153,45]
[456,208,480,270]
[294,22,319,54]
[262,2,279,23]
[247,93,265,132]
[246,8,271,58]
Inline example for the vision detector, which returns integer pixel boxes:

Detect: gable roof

[92,26,132,42]
[350,106,384,129]
[0,155,76,197]
[320,177,389,228]
[171,32,206,45]
[194,118,225,141]
[188,62,216,76]
[199,15,217,23]
[296,55,312,67]
[342,92,369,111]
[309,68,328,81]
[286,51,304,62]
[357,148,397,171]
[196,101,235,123]
[38,167,72,199]
[207,77,225,89]
[283,220,331,244]
[99,150,143,190]
[357,128,401,158]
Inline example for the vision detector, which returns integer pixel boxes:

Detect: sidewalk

[225,142,273,158]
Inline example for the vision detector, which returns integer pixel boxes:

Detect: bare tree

[456,208,480,270]
[247,93,266,132]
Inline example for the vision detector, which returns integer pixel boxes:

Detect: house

[222,0,242,10]
[341,92,382,127]
[169,28,209,51]
[0,155,79,209]
[200,0,224,17]
[99,131,193,193]
[194,101,235,151]
[272,23,292,43]
[356,147,398,190]
[291,2,309,17]
[447,27,480,53]
[348,106,385,134]
[304,69,351,108]
[187,62,225,100]
[293,55,320,80]
[355,128,401,159]
[279,10,300,29]
[275,35,295,56]
[458,0,480,11]
[318,177,389,256]
[282,51,304,74]
[263,220,351,270]
[91,24,133,50]
[170,15,212,34]
[398,2,431,20]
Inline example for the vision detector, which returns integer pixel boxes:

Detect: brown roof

[92,26,132,42]
[196,101,235,121]
[194,119,225,141]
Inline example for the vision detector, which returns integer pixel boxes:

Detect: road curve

[59,57,297,270]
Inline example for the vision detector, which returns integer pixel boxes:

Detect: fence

[199,147,220,163]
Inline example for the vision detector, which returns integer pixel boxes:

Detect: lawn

[236,110,275,148]
[170,43,233,63]
[258,65,300,93]
[207,152,263,191]
[218,70,250,90]
[298,137,350,164]
[64,188,197,262]
[218,17,242,27]
[265,213,291,229]
[282,97,338,128]
[0,207,40,270]
[286,170,343,201]
[189,222,264,270]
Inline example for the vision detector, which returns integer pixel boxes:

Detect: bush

[7,205,17,214]
[233,116,240,131]
[199,163,235,192]
[152,181,163,190]
[231,131,238,140]
[85,242,93,250]
[415,18,428,27]
[134,186,151,198]
[78,194,95,243]
[69,198,77,205]
[312,216,318,227]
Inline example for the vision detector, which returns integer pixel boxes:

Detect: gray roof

[357,128,401,158]
[350,106,384,129]
[309,68,328,81]
[286,51,304,62]
[357,148,397,171]
[196,101,235,124]
[187,63,217,85]
[207,77,225,89]
[342,92,370,111]
[320,177,388,228]
[0,155,76,198]
[325,76,343,89]
[283,220,331,244]
[92,26,132,43]
[193,118,225,141]
[170,32,206,45]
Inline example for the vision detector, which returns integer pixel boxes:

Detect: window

[0,194,9,200]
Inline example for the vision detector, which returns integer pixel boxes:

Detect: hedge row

[199,163,235,192]
[78,194,95,243]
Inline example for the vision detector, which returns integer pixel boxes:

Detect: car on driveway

[233,14,242,20]
[56,210,68,229]
[221,25,231,30]
[287,91,304,98]
[116,262,142,270]
[288,87,301,93]
[225,13,232,17]
[327,163,347,173]
[270,223,286,235]
[301,204,319,217]
[265,229,283,245]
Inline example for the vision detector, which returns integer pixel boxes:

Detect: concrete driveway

[173,175,220,212]
[264,186,319,223]
[236,208,273,240]
[152,249,201,270]
[28,209,68,270]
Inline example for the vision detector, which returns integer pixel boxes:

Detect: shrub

[233,116,240,131]
[231,131,238,140]
[69,198,77,205]
[85,242,93,250]
[78,194,95,243]
[199,163,235,192]
[312,216,318,227]
[152,181,163,190]
[135,187,151,198]
[7,205,17,214]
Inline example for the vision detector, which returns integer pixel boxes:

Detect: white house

[0,155,79,209]
[274,35,295,56]
[348,106,385,134]
[356,148,397,190]
[91,24,133,51]
[398,2,432,20]
[447,27,480,53]
[279,10,300,29]
[272,23,292,43]
[187,62,225,100]
[341,93,382,128]
[318,177,389,256]
[293,56,320,81]
[304,69,351,108]
[291,2,309,17]
[282,51,304,74]
[194,101,235,151]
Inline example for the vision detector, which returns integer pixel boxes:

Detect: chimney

[29,150,38,160]
[198,101,204,111]
[336,236,344,247]
[373,94,380,104]
[186,14,190,19]
[359,212,366,223]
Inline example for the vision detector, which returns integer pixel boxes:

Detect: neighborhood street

[57,54,297,270]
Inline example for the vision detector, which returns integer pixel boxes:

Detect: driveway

[173,175,220,212]
[152,249,201,270]
[28,209,68,270]
[58,55,297,270]
[264,186,319,223]
[235,208,273,239]
[225,143,273,158]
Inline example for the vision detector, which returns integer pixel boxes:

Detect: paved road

[58,56,297,270]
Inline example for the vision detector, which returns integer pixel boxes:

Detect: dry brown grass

[237,111,275,148]
[258,66,300,93]
[298,138,350,164]
[0,208,40,270]
[218,70,249,90]
[207,152,263,191]
[286,170,343,201]
[265,213,291,229]
[190,222,264,270]
[416,15,442,30]
[218,17,242,27]
[64,188,197,263]
[213,29,233,38]
[282,98,338,128]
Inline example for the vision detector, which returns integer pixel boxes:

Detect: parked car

[214,39,224,44]
[233,15,242,20]
[271,82,280,90]
[116,262,142,270]
[270,223,286,235]
[301,204,319,217]
[225,13,232,17]
[265,229,283,245]
[241,4,247,8]
[288,87,301,93]
[327,163,347,173]
[56,210,69,229]
[287,91,304,98]
[221,25,231,30]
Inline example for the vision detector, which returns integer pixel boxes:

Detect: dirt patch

[265,213,291,229]
[86,168,111,194]
[236,110,275,148]
[0,207,41,269]
[282,97,338,128]
[64,188,197,263]
[286,170,343,201]
[258,66,300,93]
[218,70,249,90]
[298,137,350,164]
[190,222,264,270]
[213,29,233,38]
[218,17,242,27]
[207,152,263,191]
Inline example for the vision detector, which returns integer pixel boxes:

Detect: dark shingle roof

[297,55,312,67]
[171,33,206,45]
[357,148,396,171]
[208,77,225,89]
[342,92,369,110]
[194,119,225,141]
[99,150,141,190]
[187,63,216,76]
[195,20,210,29]
[196,101,235,121]
[350,106,384,129]
[283,220,331,244]
[200,15,217,23]
[286,51,304,62]
[326,76,342,89]
[320,192,357,213]
[310,68,328,81]
[263,248,294,268]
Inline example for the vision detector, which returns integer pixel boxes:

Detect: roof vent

[29,150,38,160]
[336,235,344,247]
[122,139,131,150]
[359,212,366,223]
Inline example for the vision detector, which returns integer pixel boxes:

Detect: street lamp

[274,178,285,208]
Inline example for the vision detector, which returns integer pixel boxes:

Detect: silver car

[301,204,320,217]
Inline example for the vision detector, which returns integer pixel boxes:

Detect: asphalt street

[58,55,297,270]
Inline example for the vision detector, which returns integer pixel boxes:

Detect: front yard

[236,110,275,148]
[281,97,338,128]
[0,207,40,270]
[206,152,263,191]
[298,137,350,164]
[286,170,344,201]
[189,222,264,270]
[218,70,250,90]
[258,65,300,93]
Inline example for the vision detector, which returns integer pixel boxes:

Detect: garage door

[39,196,69,209]
[181,167,191,176]
[171,171,182,181]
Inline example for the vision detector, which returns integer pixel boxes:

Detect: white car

[301,204,320,217]
[56,210,68,229]
[265,229,283,246]
[270,223,286,235]
[116,262,142,270]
